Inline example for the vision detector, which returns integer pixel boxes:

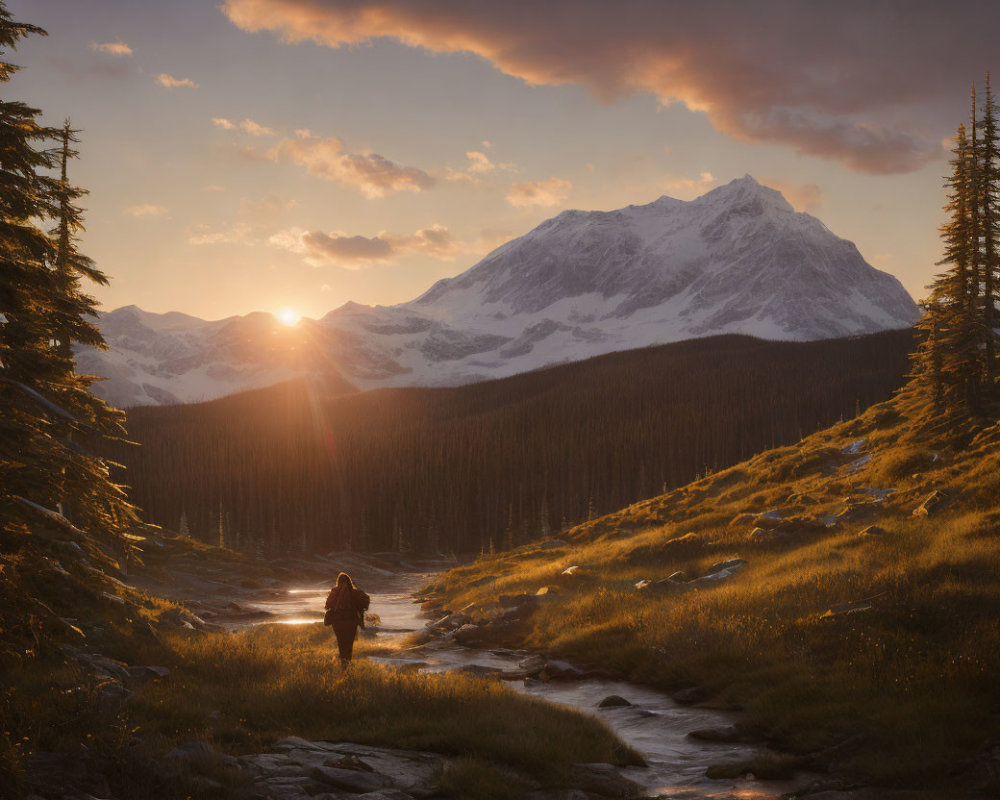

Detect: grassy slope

[425,387,1000,791]
[0,533,636,800]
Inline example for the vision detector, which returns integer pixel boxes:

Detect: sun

[276,308,301,327]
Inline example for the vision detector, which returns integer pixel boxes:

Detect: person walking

[324,572,370,666]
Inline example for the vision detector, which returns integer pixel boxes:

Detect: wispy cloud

[221,0,958,174]
[188,222,253,245]
[506,177,572,208]
[124,204,167,217]
[241,118,276,137]
[89,40,133,56]
[214,117,277,136]
[270,223,458,267]
[446,149,516,184]
[271,131,434,198]
[157,73,199,89]
[662,171,717,199]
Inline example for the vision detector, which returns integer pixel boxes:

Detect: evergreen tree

[979,74,1000,384]
[0,5,136,541]
[915,119,989,412]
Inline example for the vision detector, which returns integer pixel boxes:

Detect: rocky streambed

[237,576,808,800]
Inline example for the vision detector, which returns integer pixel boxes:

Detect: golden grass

[425,390,1000,788]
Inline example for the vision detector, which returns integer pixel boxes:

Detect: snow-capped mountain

[81,176,920,407]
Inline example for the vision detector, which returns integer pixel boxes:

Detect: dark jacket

[325,586,370,626]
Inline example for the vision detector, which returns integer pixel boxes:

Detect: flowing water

[247,574,803,799]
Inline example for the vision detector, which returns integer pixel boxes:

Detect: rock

[567,763,641,797]
[272,736,327,752]
[519,654,548,675]
[452,624,481,644]
[597,695,632,708]
[536,585,560,596]
[310,765,391,793]
[127,665,169,684]
[693,558,747,583]
[913,490,945,517]
[858,525,886,537]
[634,579,651,590]
[560,565,581,576]
[500,669,530,681]
[671,686,708,705]
[687,725,753,743]
[538,539,566,550]
[353,791,417,800]
[323,754,375,772]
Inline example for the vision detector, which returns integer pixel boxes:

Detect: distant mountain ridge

[79,176,919,407]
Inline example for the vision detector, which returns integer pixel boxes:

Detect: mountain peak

[696,174,794,213]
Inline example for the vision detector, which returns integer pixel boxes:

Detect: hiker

[324,572,370,666]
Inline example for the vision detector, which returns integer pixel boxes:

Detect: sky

[5,0,997,321]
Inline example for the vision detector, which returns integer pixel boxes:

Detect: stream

[241,573,803,799]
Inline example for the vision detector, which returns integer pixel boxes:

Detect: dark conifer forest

[112,330,915,556]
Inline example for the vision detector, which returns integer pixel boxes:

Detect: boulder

[687,725,754,743]
[452,624,481,644]
[164,740,215,763]
[696,558,747,582]
[634,579,652,591]
[560,565,581,576]
[671,686,708,705]
[536,585,560,596]
[127,665,169,684]
[519,654,548,675]
[597,695,632,708]
[566,763,641,797]
[310,765,391,793]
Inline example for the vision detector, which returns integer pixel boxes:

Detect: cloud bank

[157,73,199,89]
[507,177,571,207]
[270,223,457,266]
[272,130,435,197]
[221,0,994,174]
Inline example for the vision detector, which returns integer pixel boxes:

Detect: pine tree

[914,122,986,411]
[979,74,1000,385]
[0,6,137,540]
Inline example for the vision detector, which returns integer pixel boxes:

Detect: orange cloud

[90,40,133,56]
[124,204,167,217]
[271,131,434,198]
[221,0,956,174]
[506,177,571,208]
[270,223,458,266]
[157,74,199,89]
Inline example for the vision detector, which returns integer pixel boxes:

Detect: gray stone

[310,765,390,793]
[597,695,632,708]
[452,623,481,643]
[567,763,640,797]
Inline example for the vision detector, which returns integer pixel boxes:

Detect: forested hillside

[113,330,915,555]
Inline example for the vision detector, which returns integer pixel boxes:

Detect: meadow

[424,388,1000,791]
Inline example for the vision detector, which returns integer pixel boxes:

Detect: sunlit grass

[425,391,1000,788]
